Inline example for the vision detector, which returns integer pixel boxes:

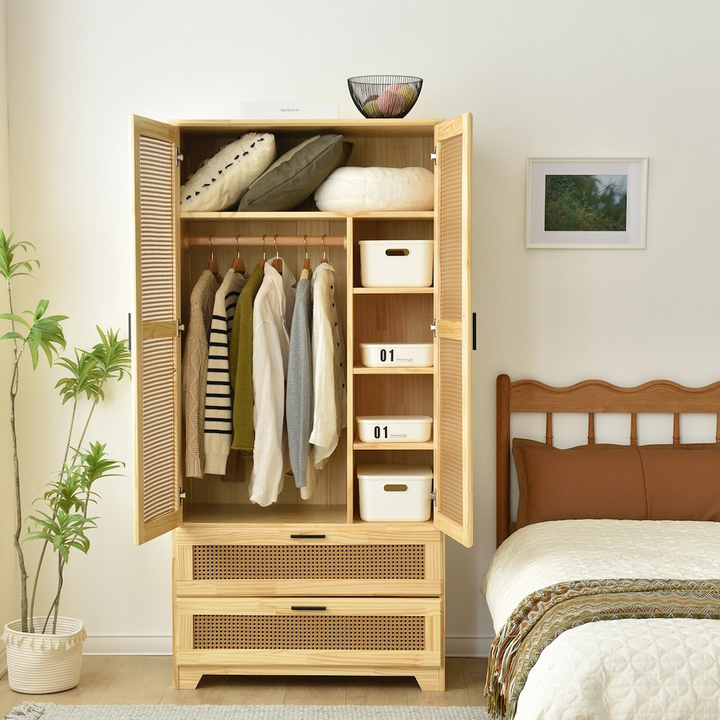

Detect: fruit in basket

[377,88,405,117]
[363,99,383,118]
[397,84,418,108]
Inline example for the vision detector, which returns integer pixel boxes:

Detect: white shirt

[308,261,346,478]
[249,261,296,506]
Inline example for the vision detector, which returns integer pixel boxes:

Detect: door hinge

[430,319,437,338]
[175,148,184,166]
[177,318,185,336]
[430,147,437,165]
[178,487,187,506]
[430,490,437,504]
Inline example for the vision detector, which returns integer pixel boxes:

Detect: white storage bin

[356,416,432,443]
[359,240,433,287]
[359,342,433,368]
[357,464,433,522]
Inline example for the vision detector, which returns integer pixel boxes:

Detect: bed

[482,375,720,720]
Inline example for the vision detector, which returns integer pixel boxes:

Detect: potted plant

[0,231,130,693]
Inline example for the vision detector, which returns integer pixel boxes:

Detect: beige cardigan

[183,270,219,478]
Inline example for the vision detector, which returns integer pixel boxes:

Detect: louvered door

[132,115,183,545]
[433,114,473,548]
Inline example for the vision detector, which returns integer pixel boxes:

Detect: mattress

[481,520,720,720]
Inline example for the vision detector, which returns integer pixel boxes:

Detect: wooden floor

[0,656,487,714]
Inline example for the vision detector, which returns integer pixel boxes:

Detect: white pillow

[314,166,434,213]
[180,133,275,212]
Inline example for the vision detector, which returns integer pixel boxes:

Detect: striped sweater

[203,269,246,475]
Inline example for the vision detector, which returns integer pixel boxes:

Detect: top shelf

[181,211,435,221]
[172,118,443,138]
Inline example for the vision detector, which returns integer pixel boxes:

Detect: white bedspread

[481,520,720,720]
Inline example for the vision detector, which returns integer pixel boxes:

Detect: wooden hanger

[207,236,219,277]
[231,235,246,274]
[272,235,283,274]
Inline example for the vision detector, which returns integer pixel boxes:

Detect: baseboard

[83,635,172,655]
[446,635,492,658]
[0,645,7,678]
[82,634,491,658]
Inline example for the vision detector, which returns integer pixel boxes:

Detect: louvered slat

[133,116,182,545]
[434,115,472,549]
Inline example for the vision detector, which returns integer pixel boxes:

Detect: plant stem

[28,395,80,632]
[77,398,98,450]
[62,396,78,472]
[7,280,29,632]
[42,554,64,634]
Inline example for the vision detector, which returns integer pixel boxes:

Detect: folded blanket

[485,578,720,720]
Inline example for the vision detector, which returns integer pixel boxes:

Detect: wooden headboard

[496,374,720,547]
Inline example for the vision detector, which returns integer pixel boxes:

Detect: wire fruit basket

[348,75,423,119]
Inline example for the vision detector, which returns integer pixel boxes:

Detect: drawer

[174,525,443,597]
[175,596,442,669]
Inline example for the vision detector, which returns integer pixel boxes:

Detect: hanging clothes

[308,261,347,479]
[182,269,220,478]
[203,268,246,476]
[286,268,313,489]
[248,261,297,506]
[229,262,264,453]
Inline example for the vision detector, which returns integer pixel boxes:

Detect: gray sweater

[286,274,313,488]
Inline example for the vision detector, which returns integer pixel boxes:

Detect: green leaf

[0,313,31,329]
[35,299,49,319]
[0,331,25,342]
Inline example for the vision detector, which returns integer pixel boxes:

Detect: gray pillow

[238,135,345,212]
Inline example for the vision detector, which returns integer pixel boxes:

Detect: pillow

[238,135,347,212]
[513,439,647,528]
[638,444,720,521]
[314,166,434,213]
[180,133,275,212]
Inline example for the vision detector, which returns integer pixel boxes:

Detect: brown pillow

[513,439,647,528]
[638,444,720,521]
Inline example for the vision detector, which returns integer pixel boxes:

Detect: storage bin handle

[383,483,408,492]
[385,248,410,257]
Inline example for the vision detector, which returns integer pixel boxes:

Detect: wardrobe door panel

[433,114,473,548]
[132,115,183,544]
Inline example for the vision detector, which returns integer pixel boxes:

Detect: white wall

[0,0,16,670]
[5,0,720,656]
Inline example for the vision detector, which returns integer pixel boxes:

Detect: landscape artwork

[526,159,647,249]
[544,174,628,232]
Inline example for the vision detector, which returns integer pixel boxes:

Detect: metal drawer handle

[291,606,327,612]
[290,534,326,539]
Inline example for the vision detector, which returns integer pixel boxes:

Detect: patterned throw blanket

[485,579,720,720]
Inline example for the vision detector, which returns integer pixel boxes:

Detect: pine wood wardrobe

[131,115,473,691]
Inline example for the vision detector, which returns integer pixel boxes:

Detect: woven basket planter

[2,617,86,693]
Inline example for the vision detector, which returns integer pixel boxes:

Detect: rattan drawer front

[174,528,443,597]
[193,543,424,580]
[193,613,424,651]
[176,597,441,669]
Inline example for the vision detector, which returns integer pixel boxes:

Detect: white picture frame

[526,158,648,249]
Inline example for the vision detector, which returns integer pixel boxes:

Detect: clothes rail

[182,235,346,252]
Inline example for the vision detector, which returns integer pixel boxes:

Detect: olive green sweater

[230,263,265,452]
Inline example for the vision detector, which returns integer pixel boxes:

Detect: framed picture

[526,158,648,249]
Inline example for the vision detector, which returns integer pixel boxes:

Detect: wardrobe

[131,114,473,691]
